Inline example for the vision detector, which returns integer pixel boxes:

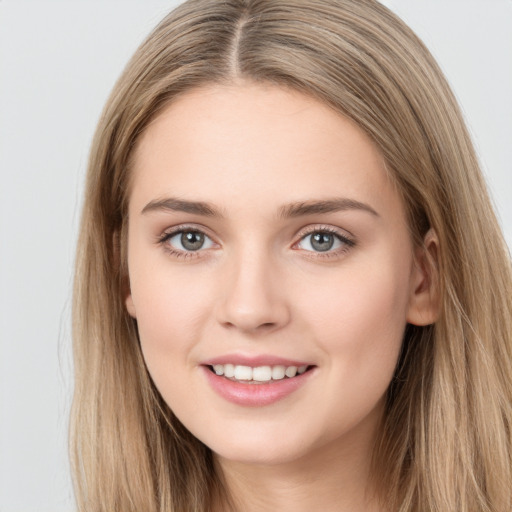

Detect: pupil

[181,231,204,251]
[311,232,334,252]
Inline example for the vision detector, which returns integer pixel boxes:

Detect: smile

[210,364,309,382]
[202,359,316,406]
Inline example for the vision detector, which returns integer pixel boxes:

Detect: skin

[125,82,437,511]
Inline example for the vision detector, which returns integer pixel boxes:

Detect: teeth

[285,366,297,378]
[252,366,272,382]
[234,365,252,380]
[224,363,235,378]
[211,363,309,381]
[271,365,286,380]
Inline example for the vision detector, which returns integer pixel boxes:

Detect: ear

[114,230,137,319]
[125,293,137,318]
[406,228,440,326]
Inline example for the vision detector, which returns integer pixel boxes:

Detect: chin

[212,440,311,467]
[192,419,331,468]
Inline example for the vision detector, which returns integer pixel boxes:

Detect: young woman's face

[126,83,430,467]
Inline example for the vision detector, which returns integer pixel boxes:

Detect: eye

[295,228,355,255]
[161,228,215,254]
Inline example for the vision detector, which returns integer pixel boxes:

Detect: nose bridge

[217,239,289,333]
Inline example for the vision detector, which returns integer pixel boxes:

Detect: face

[125,83,434,467]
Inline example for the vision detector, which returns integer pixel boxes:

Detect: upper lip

[201,354,313,367]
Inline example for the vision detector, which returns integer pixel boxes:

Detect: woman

[71,0,512,510]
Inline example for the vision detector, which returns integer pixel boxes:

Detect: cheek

[302,258,410,380]
[128,261,215,377]
[292,264,410,439]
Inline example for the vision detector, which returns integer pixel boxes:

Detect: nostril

[220,319,278,332]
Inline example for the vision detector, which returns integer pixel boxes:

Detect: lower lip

[202,366,314,407]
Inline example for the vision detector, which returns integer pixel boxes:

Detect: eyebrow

[141,196,379,218]
[141,197,223,217]
[277,198,379,219]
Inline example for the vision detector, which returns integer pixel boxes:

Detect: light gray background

[0,1,510,510]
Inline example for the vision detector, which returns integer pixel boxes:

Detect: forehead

[129,82,402,222]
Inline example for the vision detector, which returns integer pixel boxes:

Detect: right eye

[160,229,215,255]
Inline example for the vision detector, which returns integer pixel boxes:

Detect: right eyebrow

[141,197,225,218]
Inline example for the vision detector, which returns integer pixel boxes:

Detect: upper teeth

[212,364,308,381]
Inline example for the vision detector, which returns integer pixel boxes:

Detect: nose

[216,247,291,335]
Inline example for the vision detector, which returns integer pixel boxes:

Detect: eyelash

[158,224,356,261]
[294,225,356,260]
[158,224,215,260]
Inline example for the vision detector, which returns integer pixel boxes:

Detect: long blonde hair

[71,1,512,510]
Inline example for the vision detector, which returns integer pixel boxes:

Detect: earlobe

[125,293,137,318]
[406,229,440,326]
[113,229,137,318]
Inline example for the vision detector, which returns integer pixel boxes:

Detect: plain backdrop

[0,1,511,510]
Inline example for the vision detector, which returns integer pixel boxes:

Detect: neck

[212,411,384,512]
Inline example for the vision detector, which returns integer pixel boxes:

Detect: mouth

[202,359,316,406]
[206,363,314,384]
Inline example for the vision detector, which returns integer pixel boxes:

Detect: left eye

[165,230,215,252]
[297,231,347,252]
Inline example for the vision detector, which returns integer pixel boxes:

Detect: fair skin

[125,82,437,512]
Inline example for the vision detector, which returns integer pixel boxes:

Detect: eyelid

[158,223,219,258]
[157,222,356,260]
[292,224,356,258]
[294,224,355,243]
[158,223,217,241]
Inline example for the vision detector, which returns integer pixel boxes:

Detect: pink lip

[202,354,311,367]
[200,359,315,407]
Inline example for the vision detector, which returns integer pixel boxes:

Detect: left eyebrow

[278,198,379,219]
